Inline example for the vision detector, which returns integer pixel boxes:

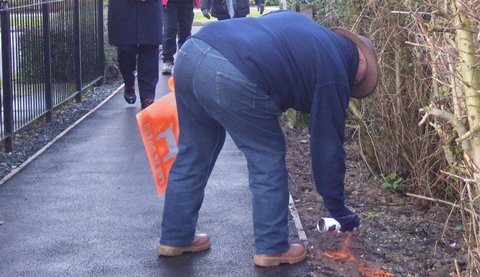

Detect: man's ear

[358,51,365,64]
[354,48,367,85]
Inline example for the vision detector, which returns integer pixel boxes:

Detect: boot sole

[157,240,211,257]
[253,250,307,267]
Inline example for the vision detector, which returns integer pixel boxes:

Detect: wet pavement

[0,58,308,276]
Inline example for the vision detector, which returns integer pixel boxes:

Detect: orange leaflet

[136,78,179,196]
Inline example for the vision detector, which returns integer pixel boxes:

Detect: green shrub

[264,0,280,5]
[103,4,119,81]
[18,29,75,83]
[380,172,407,193]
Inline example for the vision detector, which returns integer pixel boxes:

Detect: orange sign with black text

[136,77,178,195]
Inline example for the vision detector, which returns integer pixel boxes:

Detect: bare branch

[456,125,480,143]
[419,105,468,137]
[406,192,476,217]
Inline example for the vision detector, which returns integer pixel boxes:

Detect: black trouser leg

[176,2,194,50]
[162,3,179,63]
[117,45,138,91]
[137,44,159,102]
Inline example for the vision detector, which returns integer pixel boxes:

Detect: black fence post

[1,0,13,152]
[73,0,82,103]
[97,0,104,84]
[42,0,52,122]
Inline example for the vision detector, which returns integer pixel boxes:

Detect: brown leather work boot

[253,243,307,267]
[157,234,211,257]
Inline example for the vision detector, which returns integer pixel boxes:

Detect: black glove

[202,9,211,19]
[257,3,265,14]
[329,206,360,232]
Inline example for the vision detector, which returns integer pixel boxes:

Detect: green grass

[10,16,42,27]
[193,9,269,21]
[247,10,265,17]
[193,12,216,21]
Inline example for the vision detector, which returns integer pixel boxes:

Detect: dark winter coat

[200,0,264,19]
[108,0,163,46]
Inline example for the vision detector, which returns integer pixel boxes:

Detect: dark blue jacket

[108,0,163,46]
[193,10,359,213]
[200,0,264,19]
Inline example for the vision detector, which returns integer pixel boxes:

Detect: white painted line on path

[289,194,308,241]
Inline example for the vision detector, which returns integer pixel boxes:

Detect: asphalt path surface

[0,45,308,277]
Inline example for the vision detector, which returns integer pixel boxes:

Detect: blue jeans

[160,38,290,255]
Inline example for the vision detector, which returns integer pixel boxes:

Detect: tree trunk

[453,0,480,195]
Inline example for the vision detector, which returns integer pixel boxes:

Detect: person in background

[108,0,162,109]
[201,0,265,21]
[156,10,379,267]
[161,0,200,75]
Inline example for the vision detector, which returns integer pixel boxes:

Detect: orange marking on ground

[358,264,394,277]
[324,232,356,262]
[323,233,394,277]
[324,250,356,262]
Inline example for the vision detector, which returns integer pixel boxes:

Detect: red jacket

[162,0,200,8]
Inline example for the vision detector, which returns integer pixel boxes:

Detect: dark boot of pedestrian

[141,98,154,110]
[124,85,136,104]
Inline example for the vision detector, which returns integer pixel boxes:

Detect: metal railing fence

[0,0,104,152]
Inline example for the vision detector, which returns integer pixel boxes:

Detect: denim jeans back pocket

[215,71,281,118]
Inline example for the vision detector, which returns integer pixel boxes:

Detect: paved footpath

[0,70,308,275]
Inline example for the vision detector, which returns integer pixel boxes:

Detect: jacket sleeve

[308,83,350,215]
[200,0,211,10]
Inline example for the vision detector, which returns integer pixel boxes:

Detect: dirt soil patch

[283,121,467,276]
